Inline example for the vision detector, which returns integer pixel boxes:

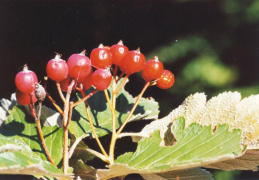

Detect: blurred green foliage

[147,35,238,95]
[146,1,259,179]
[147,0,259,103]
[221,0,259,25]
[213,170,240,180]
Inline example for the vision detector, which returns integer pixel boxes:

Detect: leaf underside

[204,150,259,171]
[140,168,212,180]
[138,92,259,149]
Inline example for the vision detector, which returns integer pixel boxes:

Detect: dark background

[1,0,259,179]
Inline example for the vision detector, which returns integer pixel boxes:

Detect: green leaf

[69,79,159,140]
[3,105,64,169]
[97,117,243,180]
[140,168,212,180]
[0,124,70,178]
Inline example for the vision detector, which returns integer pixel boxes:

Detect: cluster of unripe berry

[14,40,175,106]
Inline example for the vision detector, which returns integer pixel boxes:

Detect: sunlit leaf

[0,124,70,178]
[4,105,63,167]
[97,117,243,180]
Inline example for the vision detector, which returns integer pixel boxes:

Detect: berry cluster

[15,40,175,106]
[13,40,176,172]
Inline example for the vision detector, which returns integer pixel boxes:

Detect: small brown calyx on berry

[98,44,104,48]
[135,47,141,54]
[54,52,62,60]
[117,40,124,45]
[153,56,159,62]
[23,64,29,71]
[35,82,46,102]
[150,80,157,86]
[80,49,86,56]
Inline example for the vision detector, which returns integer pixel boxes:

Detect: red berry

[46,54,68,81]
[59,76,76,92]
[156,70,175,89]
[16,89,37,105]
[90,44,112,69]
[15,65,38,93]
[67,50,92,79]
[110,40,129,66]
[91,69,112,91]
[119,48,146,74]
[81,69,93,90]
[142,56,164,82]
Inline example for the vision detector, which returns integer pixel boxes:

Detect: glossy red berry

[15,65,38,93]
[16,89,37,105]
[81,69,93,90]
[59,76,76,92]
[119,48,146,74]
[67,50,92,79]
[90,44,112,69]
[156,70,175,89]
[91,69,112,91]
[46,54,68,81]
[142,56,164,82]
[110,40,129,66]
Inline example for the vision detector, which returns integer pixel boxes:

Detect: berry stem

[56,82,66,103]
[86,148,110,164]
[108,77,118,163]
[73,89,99,107]
[44,77,64,115]
[115,72,125,84]
[117,132,150,138]
[114,74,129,94]
[68,135,86,158]
[117,81,150,135]
[46,93,64,115]
[104,89,113,111]
[65,102,73,129]
[28,103,57,168]
[62,79,75,174]
[112,65,118,76]
[79,89,109,160]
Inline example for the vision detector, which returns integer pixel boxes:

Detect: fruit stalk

[117,81,150,134]
[62,79,75,174]
[79,89,109,160]
[108,78,118,163]
[29,103,57,167]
